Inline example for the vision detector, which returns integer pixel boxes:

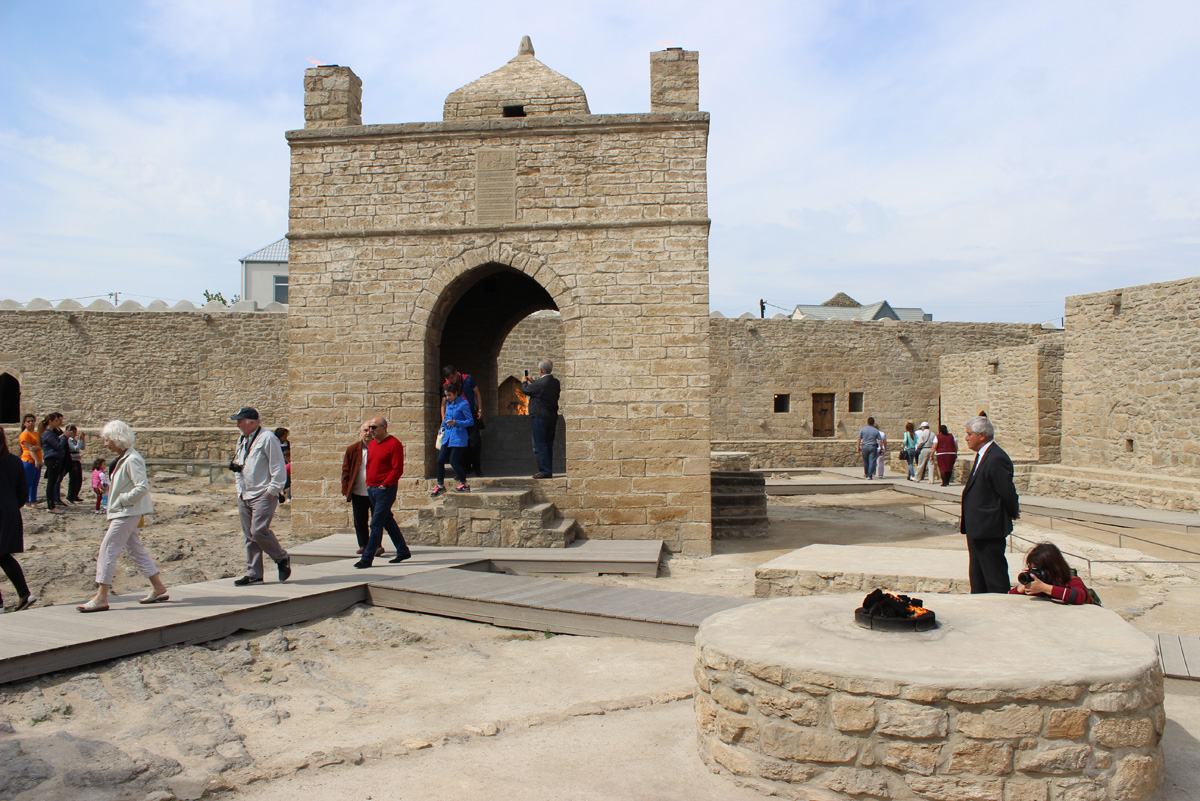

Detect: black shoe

[234,576,264,587]
[353,560,372,569]
[389,552,412,564]
[532,472,551,479]
[277,559,292,582]
[14,594,36,612]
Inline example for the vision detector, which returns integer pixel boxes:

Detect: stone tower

[286,39,712,555]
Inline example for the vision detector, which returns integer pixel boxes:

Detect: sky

[2,1,1198,323]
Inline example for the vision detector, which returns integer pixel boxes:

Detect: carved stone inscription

[475,148,517,225]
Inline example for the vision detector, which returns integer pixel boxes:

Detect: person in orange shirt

[18,414,42,505]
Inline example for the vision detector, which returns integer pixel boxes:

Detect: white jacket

[234,426,287,500]
[106,448,155,520]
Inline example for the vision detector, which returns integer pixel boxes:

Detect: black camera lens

[1018,571,1032,585]
[228,460,243,473]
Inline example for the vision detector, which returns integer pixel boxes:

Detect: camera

[1018,566,1049,586]
[228,460,244,473]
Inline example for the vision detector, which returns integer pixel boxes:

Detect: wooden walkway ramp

[0,539,736,686]
[1157,632,1200,680]
[369,569,757,643]
[290,533,663,576]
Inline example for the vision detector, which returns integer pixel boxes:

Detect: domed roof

[444,36,590,120]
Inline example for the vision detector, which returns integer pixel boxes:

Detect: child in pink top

[91,458,108,514]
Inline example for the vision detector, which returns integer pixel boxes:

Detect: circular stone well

[695,595,1164,801]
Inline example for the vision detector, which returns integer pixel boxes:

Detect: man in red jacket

[354,417,412,568]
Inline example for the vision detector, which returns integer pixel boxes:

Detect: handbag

[435,426,445,450]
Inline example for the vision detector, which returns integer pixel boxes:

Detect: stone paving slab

[754,544,1002,598]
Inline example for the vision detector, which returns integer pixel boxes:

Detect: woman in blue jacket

[431,382,475,496]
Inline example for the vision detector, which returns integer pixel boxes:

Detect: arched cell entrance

[427,263,563,478]
[0,373,19,423]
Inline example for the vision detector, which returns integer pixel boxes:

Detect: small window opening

[848,392,864,413]
[1124,438,1134,452]
[273,275,289,304]
[773,394,790,414]
[502,105,526,118]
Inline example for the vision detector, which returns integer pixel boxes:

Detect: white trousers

[95,515,159,586]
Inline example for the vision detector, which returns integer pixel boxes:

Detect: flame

[307,58,326,67]
[908,605,932,617]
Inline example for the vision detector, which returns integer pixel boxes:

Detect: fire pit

[854,588,937,632]
[695,595,1164,801]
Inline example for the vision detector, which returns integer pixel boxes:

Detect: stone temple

[288,38,714,554]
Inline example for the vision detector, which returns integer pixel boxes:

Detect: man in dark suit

[960,416,1020,593]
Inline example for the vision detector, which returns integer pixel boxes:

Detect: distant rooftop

[240,238,288,264]
[792,293,932,322]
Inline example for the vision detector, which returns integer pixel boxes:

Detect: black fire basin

[854,605,938,632]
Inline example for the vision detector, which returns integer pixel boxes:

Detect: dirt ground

[1,477,1197,800]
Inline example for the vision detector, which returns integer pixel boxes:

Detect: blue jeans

[530,416,556,476]
[436,443,466,486]
[861,445,877,478]
[362,484,409,564]
[22,461,41,503]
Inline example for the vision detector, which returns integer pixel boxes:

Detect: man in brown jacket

[340,420,379,556]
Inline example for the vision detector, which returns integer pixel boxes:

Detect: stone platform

[754,545,1020,598]
[695,595,1164,801]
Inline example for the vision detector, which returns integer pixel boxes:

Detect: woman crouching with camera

[1010,542,1090,605]
[77,421,169,612]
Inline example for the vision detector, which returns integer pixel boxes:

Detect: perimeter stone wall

[709,317,1052,465]
[939,342,1064,463]
[0,307,287,459]
[1061,276,1200,476]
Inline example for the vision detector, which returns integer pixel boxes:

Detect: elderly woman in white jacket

[77,421,169,612]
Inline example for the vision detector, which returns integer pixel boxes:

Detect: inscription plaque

[475,148,517,225]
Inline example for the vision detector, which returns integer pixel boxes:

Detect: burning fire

[860,589,931,620]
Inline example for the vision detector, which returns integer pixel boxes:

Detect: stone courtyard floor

[1,477,1197,800]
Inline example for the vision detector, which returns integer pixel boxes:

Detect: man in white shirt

[230,407,292,586]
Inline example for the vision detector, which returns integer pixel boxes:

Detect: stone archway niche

[696,595,1164,801]
[428,262,563,478]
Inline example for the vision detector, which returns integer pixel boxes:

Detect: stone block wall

[709,317,1051,462]
[939,342,1064,463]
[286,109,714,554]
[496,311,564,390]
[0,307,287,459]
[1062,276,1200,477]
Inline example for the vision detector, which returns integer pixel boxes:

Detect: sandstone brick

[1014,745,1091,774]
[957,705,1043,739]
[1091,717,1155,748]
[876,700,948,739]
[1045,708,1090,739]
[1111,754,1162,801]
[879,742,941,776]
[825,767,890,798]
[711,684,748,714]
[1004,777,1048,801]
[830,694,876,732]
[905,776,1004,801]
[759,723,858,764]
[945,740,1013,776]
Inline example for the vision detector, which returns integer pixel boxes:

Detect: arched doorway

[427,263,564,477]
[0,373,19,423]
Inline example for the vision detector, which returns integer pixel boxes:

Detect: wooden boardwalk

[369,570,756,643]
[290,533,663,576]
[0,539,712,685]
[1157,632,1200,680]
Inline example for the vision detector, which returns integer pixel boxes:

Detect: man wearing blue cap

[229,407,292,586]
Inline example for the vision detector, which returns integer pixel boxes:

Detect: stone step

[711,494,767,514]
[1025,472,1199,514]
[713,514,769,539]
[524,501,557,528]
[540,517,580,547]
[1029,464,1200,493]
[438,488,536,511]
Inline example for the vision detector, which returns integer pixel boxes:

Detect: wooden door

[812,393,834,437]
